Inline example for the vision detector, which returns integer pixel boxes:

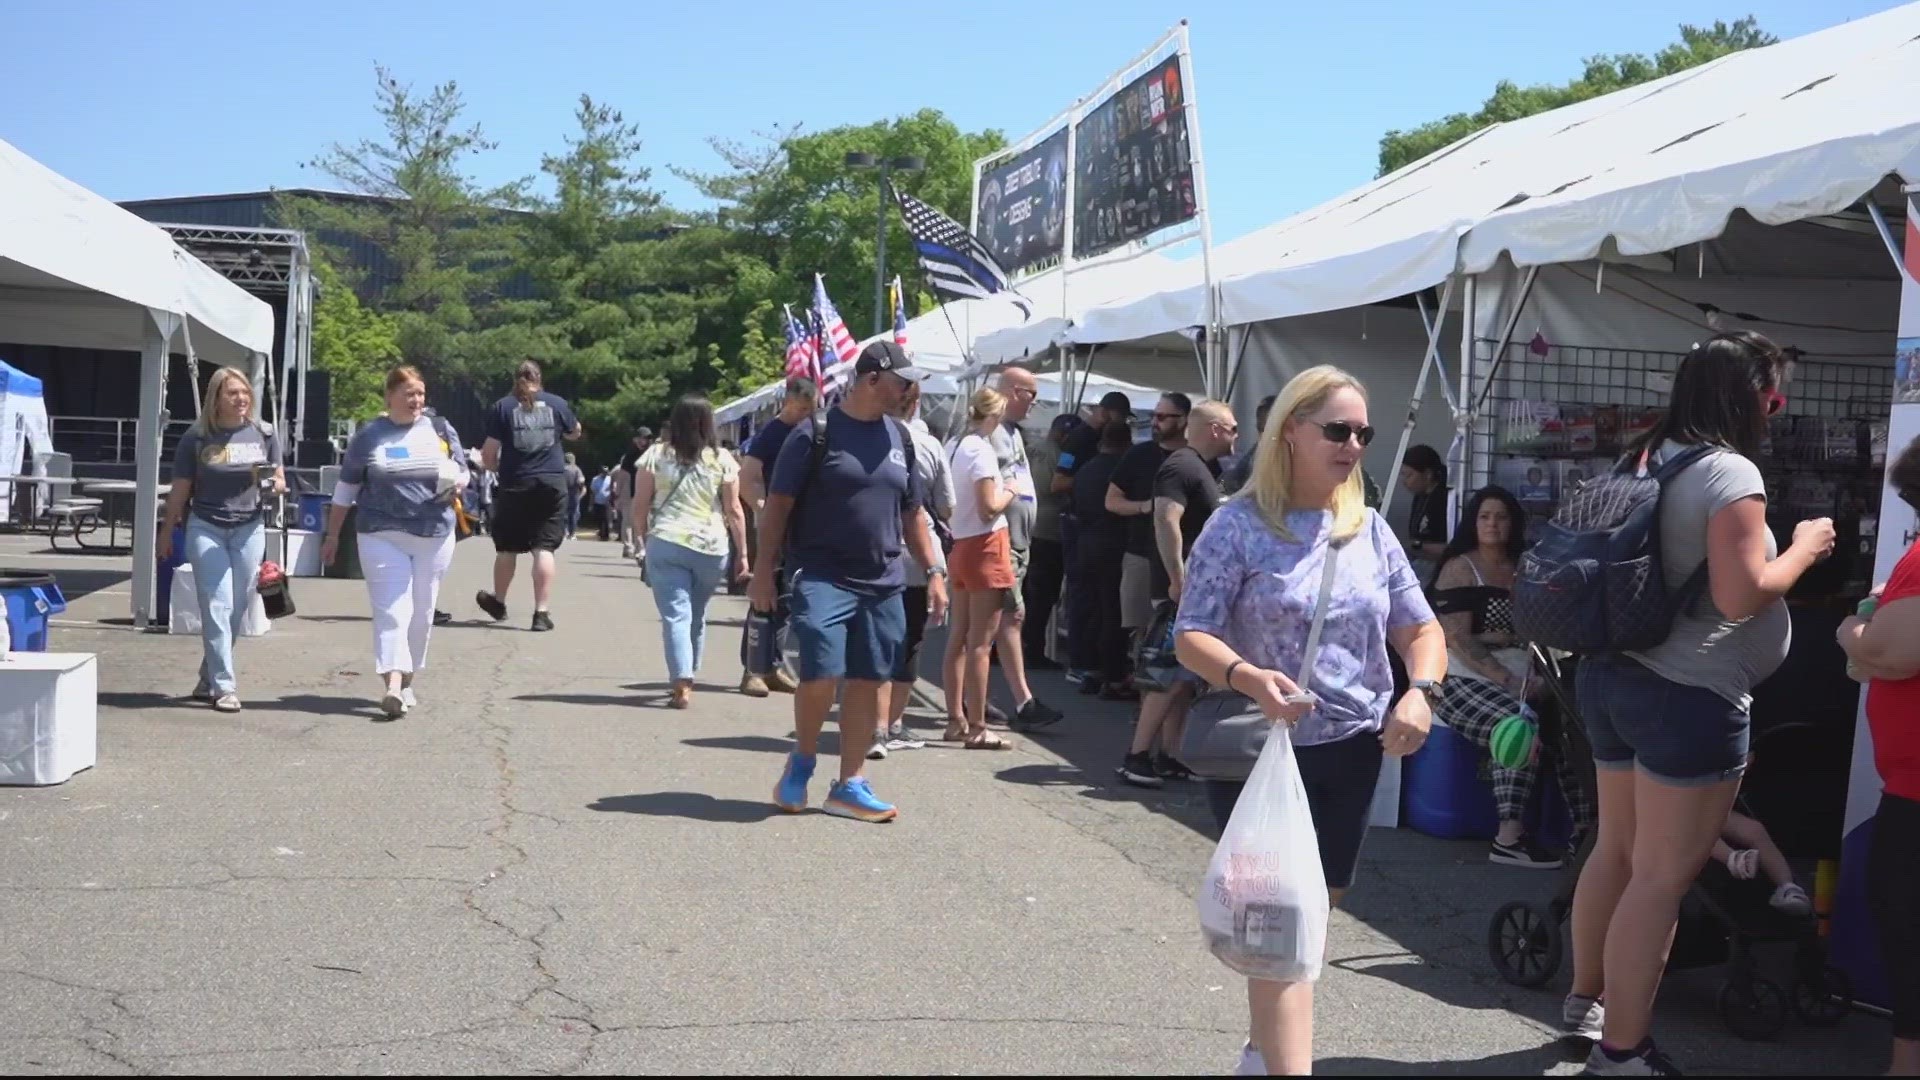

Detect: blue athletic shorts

[787,572,906,684]
[1575,653,1750,786]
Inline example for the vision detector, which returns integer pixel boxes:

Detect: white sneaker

[1770,882,1813,916]
[400,687,417,713]
[866,739,889,761]
[1234,1041,1265,1076]
[885,735,925,751]
[1561,993,1604,1042]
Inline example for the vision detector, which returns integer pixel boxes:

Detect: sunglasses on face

[1153,411,1188,422]
[1310,420,1375,447]
[1764,390,1787,417]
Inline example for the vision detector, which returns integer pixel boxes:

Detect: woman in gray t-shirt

[1562,332,1836,1075]
[160,367,287,714]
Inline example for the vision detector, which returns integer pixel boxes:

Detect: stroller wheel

[1719,975,1789,1041]
[1488,901,1562,988]
[1791,964,1854,1026]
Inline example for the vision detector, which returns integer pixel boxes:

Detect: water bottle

[1846,595,1879,681]
[744,608,779,676]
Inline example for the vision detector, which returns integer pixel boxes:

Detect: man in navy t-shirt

[748,341,948,824]
[735,377,819,698]
[477,360,582,631]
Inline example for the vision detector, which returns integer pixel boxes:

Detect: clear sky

[3,0,1899,244]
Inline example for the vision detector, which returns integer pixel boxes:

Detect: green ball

[1489,712,1538,770]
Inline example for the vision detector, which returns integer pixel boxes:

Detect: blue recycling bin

[0,570,67,652]
[298,493,329,533]
[154,524,187,625]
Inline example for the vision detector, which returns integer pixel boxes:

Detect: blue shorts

[1575,654,1749,786]
[788,573,906,684]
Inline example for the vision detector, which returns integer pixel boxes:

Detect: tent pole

[1470,265,1541,419]
[1864,201,1917,287]
[1220,324,1253,405]
[131,312,175,631]
[1451,275,1477,539]
[1377,276,1455,525]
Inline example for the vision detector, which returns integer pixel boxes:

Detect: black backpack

[1511,444,1714,653]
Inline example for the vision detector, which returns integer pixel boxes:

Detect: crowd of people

[157,329,1920,1077]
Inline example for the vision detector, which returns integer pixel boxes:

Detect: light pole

[845,151,926,336]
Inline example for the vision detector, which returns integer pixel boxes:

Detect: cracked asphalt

[0,538,1891,1074]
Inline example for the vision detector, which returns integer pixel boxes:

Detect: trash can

[322,505,362,580]
[0,570,67,652]
[154,524,187,625]
[297,493,329,534]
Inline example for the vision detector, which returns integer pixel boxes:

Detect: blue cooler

[154,524,187,624]
[0,570,67,652]
[297,493,329,533]
[1403,722,1501,839]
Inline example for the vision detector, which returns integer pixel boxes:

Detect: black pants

[1869,792,1920,1040]
[1202,734,1385,891]
[1022,536,1065,661]
[1071,537,1129,685]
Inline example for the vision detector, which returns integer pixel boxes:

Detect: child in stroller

[1713,806,1812,917]
[1488,653,1852,1042]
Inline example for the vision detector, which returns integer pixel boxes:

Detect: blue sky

[3,0,1899,244]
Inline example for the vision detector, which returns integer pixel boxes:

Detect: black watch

[1410,678,1444,702]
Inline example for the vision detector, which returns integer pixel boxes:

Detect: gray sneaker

[1582,1040,1680,1076]
[400,687,417,712]
[1561,994,1604,1042]
[866,739,889,761]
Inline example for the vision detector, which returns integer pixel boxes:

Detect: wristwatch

[1410,678,1444,703]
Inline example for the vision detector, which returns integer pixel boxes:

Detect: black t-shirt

[1053,423,1102,481]
[619,445,645,480]
[1111,440,1172,558]
[1071,451,1127,547]
[1410,485,1449,547]
[1153,446,1224,557]
[746,416,796,477]
[485,391,579,481]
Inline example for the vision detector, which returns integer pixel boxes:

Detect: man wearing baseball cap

[748,340,948,824]
[1051,390,1135,687]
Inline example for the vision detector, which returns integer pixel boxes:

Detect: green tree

[1377,18,1776,176]
[309,259,402,421]
[279,66,529,378]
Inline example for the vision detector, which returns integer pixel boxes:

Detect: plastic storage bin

[0,652,98,785]
[0,570,67,653]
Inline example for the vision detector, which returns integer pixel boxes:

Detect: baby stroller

[1485,649,1854,1041]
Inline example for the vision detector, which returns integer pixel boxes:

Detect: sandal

[943,721,968,742]
[965,730,1012,751]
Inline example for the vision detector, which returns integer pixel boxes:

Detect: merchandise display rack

[1472,340,1891,600]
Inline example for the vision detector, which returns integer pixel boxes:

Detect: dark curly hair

[1894,434,1920,514]
[1436,486,1528,571]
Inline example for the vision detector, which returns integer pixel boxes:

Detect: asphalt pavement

[0,535,1890,1074]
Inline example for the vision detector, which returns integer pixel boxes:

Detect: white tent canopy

[1011,1,1920,351]
[0,136,277,628]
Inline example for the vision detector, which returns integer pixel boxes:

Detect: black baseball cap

[854,340,927,382]
[1099,391,1133,417]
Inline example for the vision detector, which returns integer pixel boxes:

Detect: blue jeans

[186,515,266,695]
[646,537,727,683]
[1576,653,1750,786]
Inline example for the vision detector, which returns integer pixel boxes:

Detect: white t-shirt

[948,432,1008,540]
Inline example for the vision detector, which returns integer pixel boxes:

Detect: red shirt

[1867,540,1920,802]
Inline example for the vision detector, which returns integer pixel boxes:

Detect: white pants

[359,531,457,675]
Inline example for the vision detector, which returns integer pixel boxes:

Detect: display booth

[0,359,52,513]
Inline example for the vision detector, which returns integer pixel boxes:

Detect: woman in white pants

[323,366,469,719]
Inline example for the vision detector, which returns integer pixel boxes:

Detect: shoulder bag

[1178,536,1344,781]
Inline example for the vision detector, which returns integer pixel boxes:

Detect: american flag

[893,188,1028,317]
[812,274,860,367]
[891,276,909,350]
[782,304,820,383]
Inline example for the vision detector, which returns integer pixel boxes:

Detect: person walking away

[1069,422,1135,698]
[737,378,818,697]
[476,360,583,631]
[159,366,287,713]
[1838,434,1920,1077]
[1053,392,1136,684]
[943,388,1020,751]
[634,394,749,709]
[322,366,468,718]
[1173,365,1445,1076]
[618,426,654,561]
[1021,413,1075,669]
[1429,486,1594,866]
[591,468,614,540]
[1565,332,1833,1075]
[1398,444,1450,583]
[563,453,587,542]
[985,365,1064,730]
[1118,400,1235,787]
[1106,393,1190,762]
[747,342,947,823]
[873,379,954,759]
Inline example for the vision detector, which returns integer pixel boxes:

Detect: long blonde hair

[1247,365,1370,543]
[191,367,262,437]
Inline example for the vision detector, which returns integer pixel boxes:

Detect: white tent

[0,136,277,627]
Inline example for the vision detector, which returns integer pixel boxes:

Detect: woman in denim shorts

[1566,332,1835,1077]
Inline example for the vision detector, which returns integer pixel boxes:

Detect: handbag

[1131,599,1181,692]
[1178,536,1344,781]
[640,455,700,585]
[257,559,296,619]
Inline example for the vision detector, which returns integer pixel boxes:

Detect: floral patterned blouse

[1173,499,1437,746]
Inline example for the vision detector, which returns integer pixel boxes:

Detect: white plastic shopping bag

[1198,723,1329,982]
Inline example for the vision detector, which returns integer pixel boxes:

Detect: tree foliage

[1377,18,1776,176]
[309,259,402,421]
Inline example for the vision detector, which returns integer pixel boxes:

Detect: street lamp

[845,151,926,336]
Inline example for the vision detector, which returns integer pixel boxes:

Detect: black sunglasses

[1312,420,1375,447]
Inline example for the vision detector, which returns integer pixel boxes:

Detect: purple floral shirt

[1174,500,1436,746]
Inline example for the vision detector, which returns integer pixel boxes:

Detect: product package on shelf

[1870,420,1890,468]
[1786,475,1841,519]
[1823,419,1864,466]
[1623,408,1664,449]
[1496,457,1557,506]
[1555,460,1597,499]
[1564,408,1599,456]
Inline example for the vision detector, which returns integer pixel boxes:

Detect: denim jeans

[646,537,727,683]
[186,515,266,695]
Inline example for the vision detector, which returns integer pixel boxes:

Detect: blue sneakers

[825,777,898,823]
[774,752,816,812]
